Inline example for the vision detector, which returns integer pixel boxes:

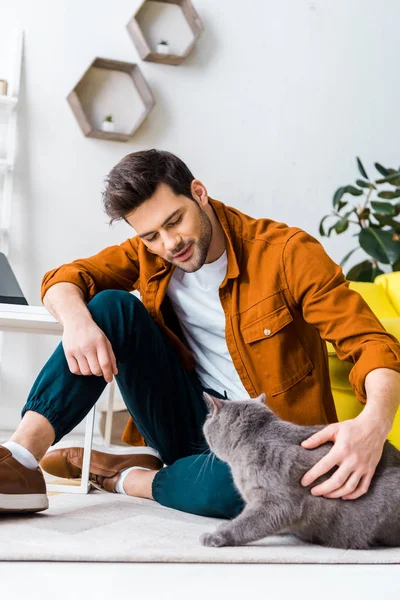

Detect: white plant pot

[157,43,170,55]
[101,121,115,133]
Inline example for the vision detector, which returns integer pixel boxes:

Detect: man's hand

[299,414,388,500]
[62,318,118,383]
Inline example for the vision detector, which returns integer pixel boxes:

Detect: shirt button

[263,328,271,336]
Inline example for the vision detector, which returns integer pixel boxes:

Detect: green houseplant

[319,157,400,281]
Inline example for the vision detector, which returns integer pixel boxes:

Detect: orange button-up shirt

[41,197,400,446]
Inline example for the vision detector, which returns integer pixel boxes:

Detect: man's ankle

[123,468,159,499]
[10,411,55,462]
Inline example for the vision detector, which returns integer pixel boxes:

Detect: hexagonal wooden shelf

[126,0,203,66]
[67,58,155,142]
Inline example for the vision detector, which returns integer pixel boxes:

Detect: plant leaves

[358,227,400,264]
[371,213,400,232]
[375,163,390,177]
[333,187,346,208]
[335,219,349,234]
[356,179,375,189]
[318,215,331,236]
[346,260,374,282]
[344,185,363,196]
[392,257,400,272]
[340,247,359,268]
[359,207,370,220]
[377,190,400,199]
[346,259,385,282]
[333,185,364,208]
[370,201,397,215]
[356,157,369,179]
[375,171,400,186]
[327,222,337,236]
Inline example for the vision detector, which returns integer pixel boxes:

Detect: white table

[0,303,115,493]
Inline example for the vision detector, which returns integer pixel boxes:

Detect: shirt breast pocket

[240,304,313,396]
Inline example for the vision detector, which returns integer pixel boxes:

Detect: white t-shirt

[166,249,251,400]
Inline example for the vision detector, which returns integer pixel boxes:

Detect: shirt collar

[208,196,240,280]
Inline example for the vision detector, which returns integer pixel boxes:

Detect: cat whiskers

[194,450,217,484]
[188,448,211,470]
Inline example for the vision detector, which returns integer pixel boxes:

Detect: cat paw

[200,532,229,547]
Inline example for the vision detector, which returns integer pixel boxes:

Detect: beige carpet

[1,490,399,563]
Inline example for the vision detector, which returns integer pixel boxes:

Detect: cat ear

[203,392,223,415]
[256,393,266,404]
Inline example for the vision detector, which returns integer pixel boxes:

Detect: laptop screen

[0,252,28,305]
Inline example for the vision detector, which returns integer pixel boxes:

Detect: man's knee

[86,290,151,349]
[87,290,145,322]
[154,455,245,519]
[87,289,138,311]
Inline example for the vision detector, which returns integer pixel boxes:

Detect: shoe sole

[0,493,49,513]
[50,440,163,461]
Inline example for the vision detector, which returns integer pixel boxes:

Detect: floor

[1,563,400,600]
[1,430,400,599]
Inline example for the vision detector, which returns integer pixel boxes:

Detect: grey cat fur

[200,392,400,550]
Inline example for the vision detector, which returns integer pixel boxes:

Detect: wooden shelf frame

[126,0,203,66]
[67,57,155,142]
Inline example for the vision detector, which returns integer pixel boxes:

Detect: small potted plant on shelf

[101,114,115,133]
[157,40,170,55]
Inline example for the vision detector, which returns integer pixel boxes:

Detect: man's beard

[174,207,212,273]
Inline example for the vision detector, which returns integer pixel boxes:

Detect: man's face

[125,183,213,273]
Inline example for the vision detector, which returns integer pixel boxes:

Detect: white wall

[0,0,399,431]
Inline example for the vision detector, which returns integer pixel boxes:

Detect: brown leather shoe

[40,443,164,493]
[0,446,48,513]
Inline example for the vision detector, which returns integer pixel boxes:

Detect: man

[1,149,400,518]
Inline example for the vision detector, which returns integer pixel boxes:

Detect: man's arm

[282,230,400,499]
[363,367,400,431]
[41,237,141,304]
[300,367,400,500]
[41,237,141,382]
[43,282,91,327]
[283,229,400,404]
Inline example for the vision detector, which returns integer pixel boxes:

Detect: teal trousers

[22,290,244,519]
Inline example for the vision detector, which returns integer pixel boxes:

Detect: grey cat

[200,392,400,549]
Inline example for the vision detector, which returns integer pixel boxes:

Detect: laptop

[0,252,28,305]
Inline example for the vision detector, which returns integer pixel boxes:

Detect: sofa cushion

[348,281,399,318]
[374,272,400,316]
[325,280,399,356]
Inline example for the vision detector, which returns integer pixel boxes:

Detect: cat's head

[202,392,273,461]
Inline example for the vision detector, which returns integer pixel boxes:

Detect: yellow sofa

[327,271,400,449]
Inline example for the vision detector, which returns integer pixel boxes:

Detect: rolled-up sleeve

[283,230,400,404]
[41,237,140,303]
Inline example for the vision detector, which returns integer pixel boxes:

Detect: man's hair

[102,149,196,224]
